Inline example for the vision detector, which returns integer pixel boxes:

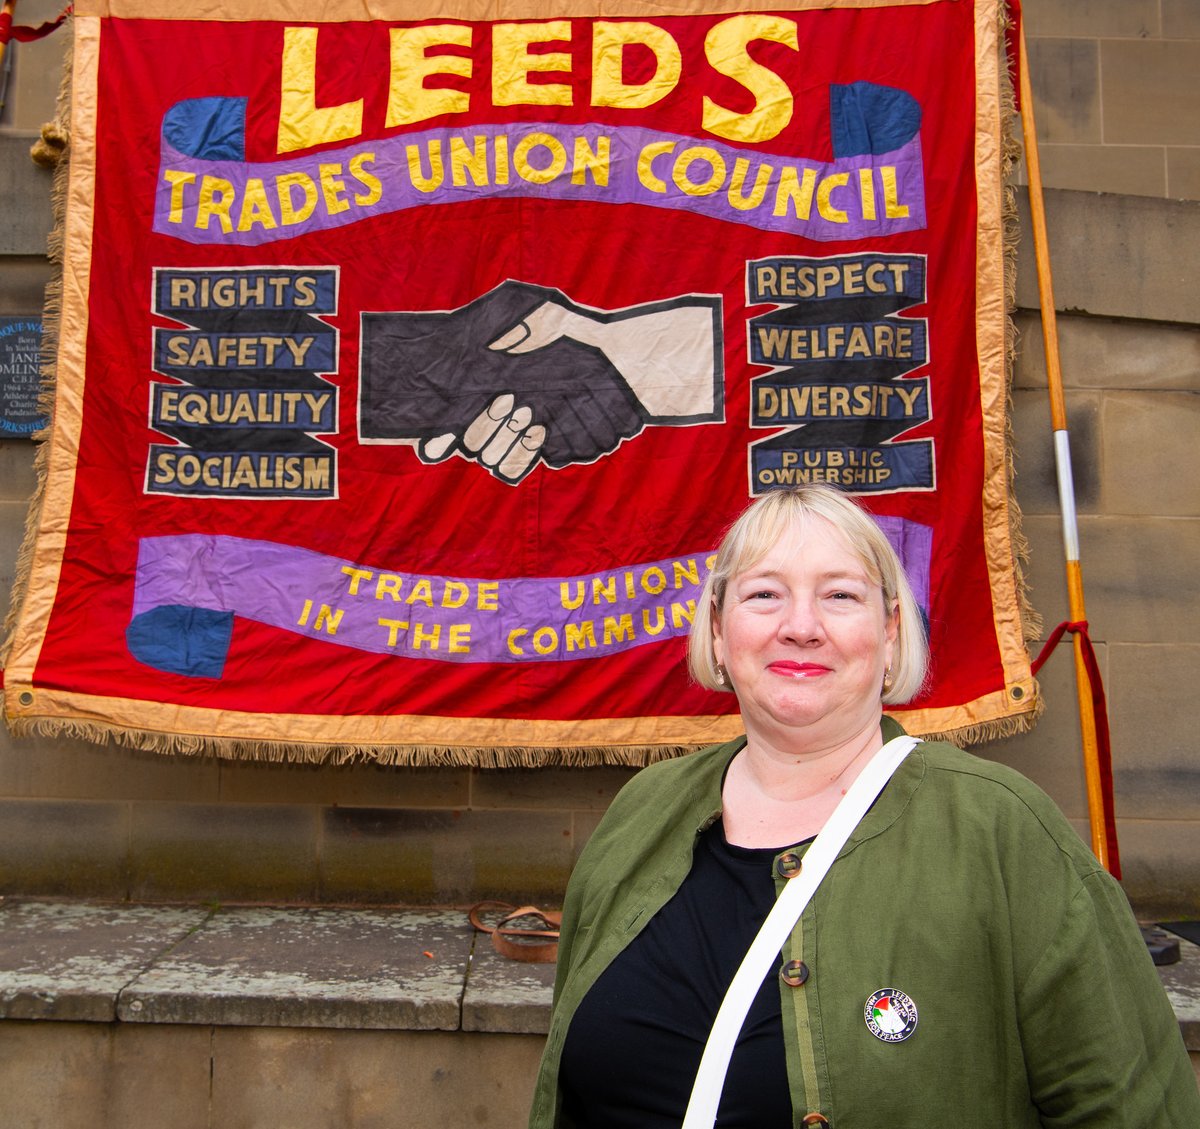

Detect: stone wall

[1,2,1198,916]
[998,186,1200,917]
[1020,0,1200,200]
[0,1023,545,1129]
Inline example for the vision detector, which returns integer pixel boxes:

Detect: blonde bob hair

[687,484,929,705]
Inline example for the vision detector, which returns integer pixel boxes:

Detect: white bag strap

[681,733,920,1129]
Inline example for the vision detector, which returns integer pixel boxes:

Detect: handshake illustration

[359,281,723,483]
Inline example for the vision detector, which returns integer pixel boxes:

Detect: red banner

[2,0,1038,762]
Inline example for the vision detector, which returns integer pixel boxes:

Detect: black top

[559,821,799,1128]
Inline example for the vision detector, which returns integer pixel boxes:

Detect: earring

[716,665,728,686]
[882,667,894,693]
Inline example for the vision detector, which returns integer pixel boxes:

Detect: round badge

[864,988,918,1043]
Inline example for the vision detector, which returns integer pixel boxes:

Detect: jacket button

[802,1115,830,1128]
[779,959,809,987]
[775,851,803,878]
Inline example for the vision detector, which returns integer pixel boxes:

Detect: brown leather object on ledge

[469,901,562,964]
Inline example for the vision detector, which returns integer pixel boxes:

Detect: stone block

[0,727,221,802]
[129,802,319,902]
[0,256,55,315]
[0,137,55,255]
[3,18,69,134]
[0,1021,213,1129]
[1014,189,1200,325]
[209,1027,546,1129]
[0,799,129,897]
[1163,0,1200,39]
[469,764,638,810]
[1025,38,1101,146]
[1156,938,1200,1055]
[572,809,607,866]
[217,756,468,807]
[1012,312,1200,393]
[1109,644,1200,821]
[0,1020,548,1128]
[1013,510,1198,655]
[0,440,39,502]
[1010,387,1100,514]
[320,806,573,904]
[0,899,207,1021]
[1101,391,1200,516]
[1168,147,1200,202]
[1022,0,1159,38]
[119,907,470,1030]
[1102,40,1200,146]
[1116,818,1200,919]
[1015,513,1076,628]
[462,927,555,1034]
[1024,143,1166,198]
[0,500,30,627]
[1071,515,1200,643]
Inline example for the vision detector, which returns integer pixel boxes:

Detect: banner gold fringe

[8,709,1048,765]
[1,20,72,667]
[5,713,705,767]
[997,0,1045,732]
[922,697,1046,751]
[6,701,1045,767]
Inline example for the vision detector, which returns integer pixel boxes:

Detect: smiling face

[712,513,898,754]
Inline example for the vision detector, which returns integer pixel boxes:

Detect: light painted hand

[419,394,547,483]
[488,300,718,419]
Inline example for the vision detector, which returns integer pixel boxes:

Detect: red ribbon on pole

[1031,621,1121,877]
[0,5,72,45]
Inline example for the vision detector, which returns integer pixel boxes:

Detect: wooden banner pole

[1017,26,1113,872]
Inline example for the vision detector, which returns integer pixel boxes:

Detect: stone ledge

[0,901,208,1022]
[0,898,555,1036]
[1158,928,1200,1052]
[1,898,1195,1052]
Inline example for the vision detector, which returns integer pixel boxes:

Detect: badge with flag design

[865,988,919,1043]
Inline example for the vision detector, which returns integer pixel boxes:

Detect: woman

[529,484,1198,1128]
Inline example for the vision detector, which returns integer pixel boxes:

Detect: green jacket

[529,719,1199,1128]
